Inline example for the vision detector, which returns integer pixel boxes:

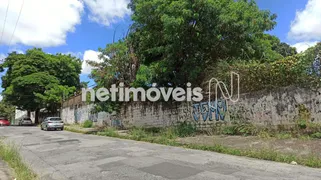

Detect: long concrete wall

[61,86,321,128]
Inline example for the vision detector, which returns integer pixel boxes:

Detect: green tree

[80,81,89,88]
[302,42,321,64]
[0,48,81,124]
[273,42,297,58]
[35,84,76,113]
[131,64,153,88]
[0,101,15,122]
[129,0,279,86]
[263,34,297,58]
[88,40,138,113]
[89,40,138,87]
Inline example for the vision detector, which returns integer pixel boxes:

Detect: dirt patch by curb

[177,135,321,158]
[0,160,13,180]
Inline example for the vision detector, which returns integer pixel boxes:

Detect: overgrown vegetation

[97,122,196,140]
[97,128,120,137]
[129,0,285,87]
[206,52,321,93]
[0,102,15,122]
[67,117,321,140]
[182,144,321,168]
[175,121,197,137]
[64,124,95,134]
[0,140,37,180]
[210,122,258,136]
[82,120,93,128]
[208,120,321,140]
[311,133,321,139]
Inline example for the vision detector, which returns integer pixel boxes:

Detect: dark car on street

[0,117,10,126]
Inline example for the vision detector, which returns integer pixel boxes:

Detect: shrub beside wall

[82,120,93,128]
[206,54,320,94]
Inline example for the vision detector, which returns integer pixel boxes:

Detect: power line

[8,0,25,46]
[0,0,10,45]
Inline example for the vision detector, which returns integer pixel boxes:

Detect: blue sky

[0,0,320,92]
[256,0,308,42]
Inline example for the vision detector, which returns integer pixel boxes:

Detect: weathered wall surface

[61,99,115,126]
[228,87,321,126]
[14,109,29,121]
[119,100,228,129]
[61,86,321,128]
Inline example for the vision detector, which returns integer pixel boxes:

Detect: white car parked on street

[18,117,33,126]
[41,117,64,131]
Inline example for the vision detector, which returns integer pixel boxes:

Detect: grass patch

[275,133,293,139]
[210,122,321,140]
[82,120,93,128]
[311,132,321,139]
[64,125,86,134]
[64,125,96,134]
[175,122,197,137]
[0,140,37,180]
[97,128,120,137]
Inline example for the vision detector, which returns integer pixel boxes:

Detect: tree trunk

[35,109,40,125]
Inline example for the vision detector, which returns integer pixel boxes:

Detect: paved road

[1,127,321,180]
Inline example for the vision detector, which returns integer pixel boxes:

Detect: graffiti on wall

[89,113,98,122]
[192,100,228,121]
[178,103,191,122]
[111,115,122,127]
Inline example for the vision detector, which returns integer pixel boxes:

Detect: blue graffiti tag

[192,100,227,121]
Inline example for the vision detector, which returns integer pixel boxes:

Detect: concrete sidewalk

[0,160,12,180]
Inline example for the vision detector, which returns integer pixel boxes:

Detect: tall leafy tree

[88,40,138,113]
[80,81,90,88]
[264,34,297,58]
[129,0,279,86]
[273,42,297,58]
[89,40,138,88]
[0,101,15,121]
[302,42,321,63]
[0,49,81,124]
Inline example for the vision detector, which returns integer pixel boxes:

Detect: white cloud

[0,0,132,47]
[81,50,103,74]
[0,53,6,60]
[64,52,83,59]
[289,0,321,41]
[292,41,318,53]
[9,47,24,54]
[0,0,84,47]
[83,0,131,26]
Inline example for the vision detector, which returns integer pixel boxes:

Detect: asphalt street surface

[1,126,321,180]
